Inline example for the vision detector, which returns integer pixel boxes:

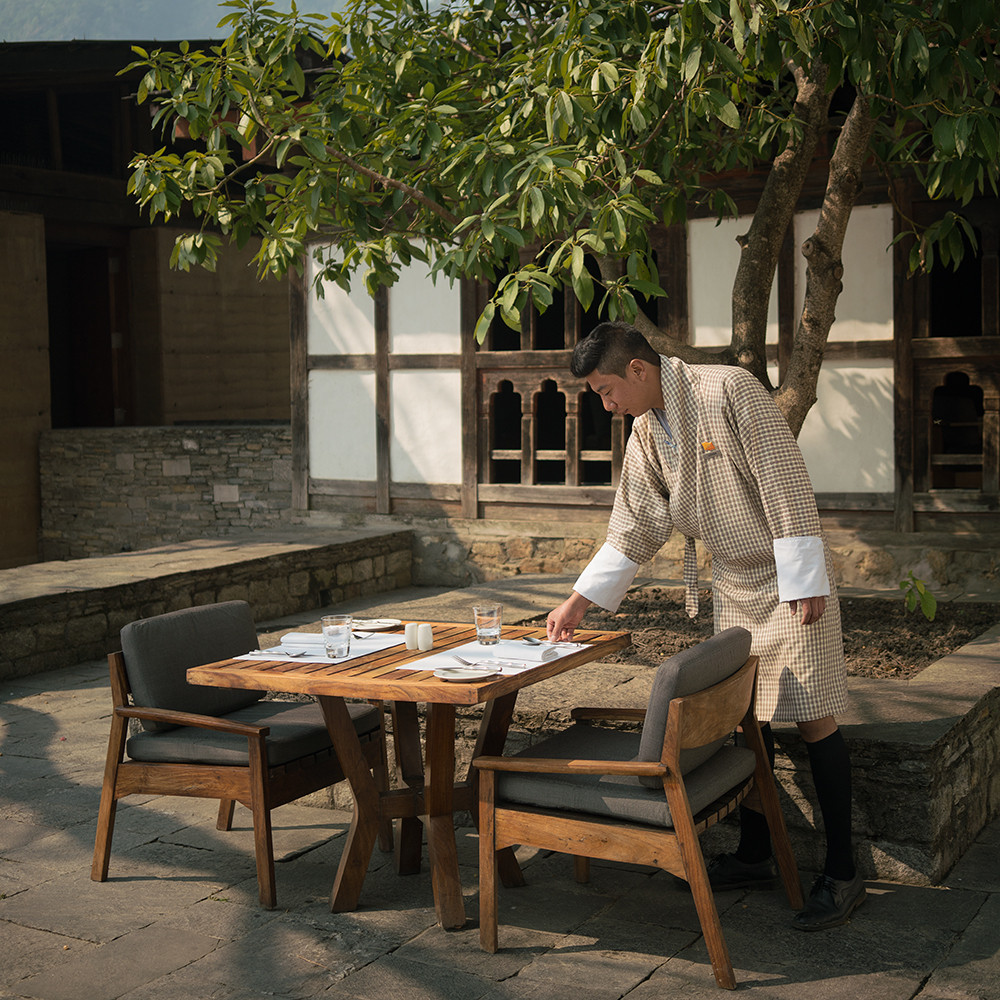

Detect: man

[546,321,865,931]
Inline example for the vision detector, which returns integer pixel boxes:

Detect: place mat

[396,638,590,674]
[239,631,404,664]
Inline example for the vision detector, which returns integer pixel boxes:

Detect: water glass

[473,603,502,645]
[322,614,352,658]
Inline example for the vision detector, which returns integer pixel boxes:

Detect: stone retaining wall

[38,425,293,560]
[774,627,1000,884]
[0,530,413,680]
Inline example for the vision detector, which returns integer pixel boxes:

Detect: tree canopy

[125,0,1000,430]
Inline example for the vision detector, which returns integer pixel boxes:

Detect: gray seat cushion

[635,627,752,787]
[121,601,264,732]
[126,699,380,768]
[497,725,755,828]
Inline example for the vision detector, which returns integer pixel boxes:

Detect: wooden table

[187,621,631,928]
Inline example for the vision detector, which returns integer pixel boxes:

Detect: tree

[126,0,1000,433]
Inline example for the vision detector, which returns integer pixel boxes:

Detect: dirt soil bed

[571,587,1000,680]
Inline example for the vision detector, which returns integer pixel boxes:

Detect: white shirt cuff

[773,536,830,603]
[573,543,641,611]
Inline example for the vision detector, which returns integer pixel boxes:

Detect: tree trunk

[774,92,876,435]
[730,63,832,390]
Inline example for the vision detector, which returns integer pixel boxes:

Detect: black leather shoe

[792,871,867,931]
[706,853,777,891]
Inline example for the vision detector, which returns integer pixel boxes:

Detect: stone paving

[1,583,999,999]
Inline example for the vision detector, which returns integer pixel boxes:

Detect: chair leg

[743,716,804,911]
[247,738,277,910]
[668,782,737,990]
[573,856,590,883]
[372,705,394,853]
[217,799,236,831]
[478,770,499,953]
[92,714,127,882]
[391,701,425,874]
[756,769,804,910]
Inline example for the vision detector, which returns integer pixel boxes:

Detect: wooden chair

[91,600,391,909]
[474,627,802,990]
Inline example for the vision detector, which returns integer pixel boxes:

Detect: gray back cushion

[121,601,264,732]
[636,626,752,787]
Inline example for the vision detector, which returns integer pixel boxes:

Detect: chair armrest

[473,755,667,778]
[115,705,270,738]
[570,706,647,722]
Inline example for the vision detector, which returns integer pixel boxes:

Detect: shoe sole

[792,886,867,931]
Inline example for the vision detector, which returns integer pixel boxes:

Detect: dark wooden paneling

[911,337,1000,360]
[477,484,617,505]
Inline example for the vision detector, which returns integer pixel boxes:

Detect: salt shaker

[404,622,419,650]
[417,623,434,651]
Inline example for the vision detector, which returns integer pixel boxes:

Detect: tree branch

[731,61,832,387]
[594,254,719,364]
[323,145,463,229]
[775,91,876,434]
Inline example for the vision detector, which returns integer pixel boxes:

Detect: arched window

[931,372,984,489]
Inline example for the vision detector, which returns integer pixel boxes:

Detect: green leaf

[715,99,740,129]
[571,266,594,312]
[682,43,702,83]
[528,187,545,226]
[920,589,937,621]
[474,302,495,344]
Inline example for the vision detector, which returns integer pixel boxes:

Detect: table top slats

[188,623,631,705]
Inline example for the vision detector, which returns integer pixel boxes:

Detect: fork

[452,654,476,665]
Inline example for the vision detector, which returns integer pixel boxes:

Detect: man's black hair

[571,322,660,379]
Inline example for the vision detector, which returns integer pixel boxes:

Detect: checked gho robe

[574,356,848,724]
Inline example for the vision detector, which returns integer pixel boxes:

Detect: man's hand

[789,595,826,625]
[547,592,592,640]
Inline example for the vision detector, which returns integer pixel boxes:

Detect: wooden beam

[374,286,390,515]
[893,188,916,531]
[460,278,480,517]
[289,268,310,513]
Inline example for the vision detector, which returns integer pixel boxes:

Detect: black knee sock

[735,723,775,864]
[805,729,855,881]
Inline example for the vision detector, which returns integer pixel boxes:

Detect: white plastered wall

[306,252,463,485]
[688,204,895,493]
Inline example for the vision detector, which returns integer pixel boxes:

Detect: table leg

[317,695,380,913]
[390,700,424,875]
[424,702,466,929]
[468,692,525,889]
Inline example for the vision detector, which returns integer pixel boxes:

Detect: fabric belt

[683,535,699,618]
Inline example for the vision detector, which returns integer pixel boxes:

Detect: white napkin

[396,638,588,674]
[239,630,404,664]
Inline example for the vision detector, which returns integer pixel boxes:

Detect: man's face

[586,360,661,417]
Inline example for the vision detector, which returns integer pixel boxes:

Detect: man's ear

[629,359,647,380]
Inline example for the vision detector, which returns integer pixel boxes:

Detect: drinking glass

[473,603,502,645]
[322,614,352,658]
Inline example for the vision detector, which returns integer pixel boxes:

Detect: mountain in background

[0,0,299,42]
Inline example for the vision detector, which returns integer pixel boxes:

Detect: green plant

[900,572,937,622]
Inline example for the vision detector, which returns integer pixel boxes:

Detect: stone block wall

[1,529,413,680]
[38,425,293,560]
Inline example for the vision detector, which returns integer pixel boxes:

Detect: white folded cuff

[573,543,641,611]
[773,536,830,603]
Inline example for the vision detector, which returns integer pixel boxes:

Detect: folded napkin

[240,630,404,664]
[396,638,589,673]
